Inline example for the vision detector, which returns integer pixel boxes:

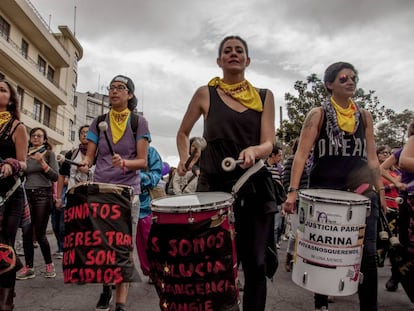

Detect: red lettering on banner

[74,230,102,247]
[105,231,132,246]
[168,231,227,257]
[168,260,226,278]
[85,249,116,266]
[149,236,160,253]
[64,267,123,284]
[62,248,75,265]
[65,202,123,222]
[167,301,213,311]
[64,232,74,248]
[164,279,233,296]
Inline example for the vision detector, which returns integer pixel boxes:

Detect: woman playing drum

[283,62,386,311]
[177,35,276,311]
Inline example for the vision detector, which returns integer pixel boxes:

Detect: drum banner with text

[62,183,139,284]
[147,215,238,311]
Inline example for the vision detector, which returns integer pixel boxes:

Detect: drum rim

[151,192,233,213]
[299,189,370,205]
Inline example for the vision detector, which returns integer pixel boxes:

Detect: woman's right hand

[283,192,298,214]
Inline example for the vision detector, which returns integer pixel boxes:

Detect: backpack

[94,113,139,162]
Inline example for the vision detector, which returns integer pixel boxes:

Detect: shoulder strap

[259,88,267,104]
[130,113,139,138]
[360,108,367,129]
[96,113,107,135]
[70,148,80,161]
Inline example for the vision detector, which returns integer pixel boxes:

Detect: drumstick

[221,157,244,172]
[56,154,83,167]
[28,145,46,156]
[98,121,115,156]
[184,137,207,169]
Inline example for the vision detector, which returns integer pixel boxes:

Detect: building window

[21,39,29,59]
[0,16,10,40]
[70,84,75,106]
[69,119,75,141]
[47,66,55,82]
[37,56,46,75]
[33,99,42,122]
[43,105,51,127]
[73,95,78,107]
[17,86,24,109]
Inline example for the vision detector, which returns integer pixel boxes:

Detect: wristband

[287,187,299,193]
[121,159,126,174]
[41,163,49,171]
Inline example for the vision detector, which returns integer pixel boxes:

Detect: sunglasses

[338,74,359,84]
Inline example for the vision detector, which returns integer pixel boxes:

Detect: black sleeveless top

[0,119,20,195]
[309,109,372,191]
[199,86,262,190]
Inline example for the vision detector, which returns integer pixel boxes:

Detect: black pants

[23,188,53,267]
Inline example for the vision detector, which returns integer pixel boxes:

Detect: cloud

[30,0,414,162]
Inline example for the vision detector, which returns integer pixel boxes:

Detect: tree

[278,74,389,144]
[375,109,414,148]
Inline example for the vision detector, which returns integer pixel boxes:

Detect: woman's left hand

[112,153,123,168]
[238,147,257,169]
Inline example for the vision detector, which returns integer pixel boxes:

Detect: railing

[0,35,67,96]
[21,107,65,136]
[25,0,70,57]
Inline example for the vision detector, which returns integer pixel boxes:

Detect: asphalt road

[13,230,414,311]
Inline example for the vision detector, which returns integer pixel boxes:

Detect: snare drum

[63,182,139,284]
[148,192,239,311]
[292,189,371,296]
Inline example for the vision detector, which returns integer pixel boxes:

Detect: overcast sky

[30,0,414,166]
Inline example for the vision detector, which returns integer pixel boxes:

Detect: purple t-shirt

[394,148,414,192]
[87,114,150,194]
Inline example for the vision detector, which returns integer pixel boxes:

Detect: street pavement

[13,231,414,311]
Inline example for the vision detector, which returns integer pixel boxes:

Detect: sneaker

[45,263,56,278]
[55,252,63,259]
[385,277,399,292]
[276,242,281,249]
[96,291,112,311]
[115,307,126,311]
[16,266,35,280]
[315,307,328,311]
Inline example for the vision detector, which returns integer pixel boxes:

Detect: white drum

[292,189,371,296]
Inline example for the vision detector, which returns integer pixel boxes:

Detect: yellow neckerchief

[109,108,131,144]
[208,77,263,112]
[0,111,12,127]
[330,97,357,133]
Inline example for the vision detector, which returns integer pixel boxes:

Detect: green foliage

[375,109,414,148]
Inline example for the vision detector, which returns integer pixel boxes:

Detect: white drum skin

[292,189,371,296]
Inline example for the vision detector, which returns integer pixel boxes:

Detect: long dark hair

[0,79,20,120]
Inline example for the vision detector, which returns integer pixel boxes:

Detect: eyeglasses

[30,134,43,138]
[338,74,359,84]
[107,85,128,92]
[380,151,390,156]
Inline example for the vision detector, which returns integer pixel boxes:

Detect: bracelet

[121,159,126,174]
[378,187,385,192]
[287,187,299,193]
[41,163,49,171]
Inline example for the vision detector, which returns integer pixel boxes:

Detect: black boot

[0,287,14,311]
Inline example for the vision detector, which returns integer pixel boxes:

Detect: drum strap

[232,159,265,195]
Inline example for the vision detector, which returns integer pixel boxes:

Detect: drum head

[151,192,233,213]
[300,189,370,205]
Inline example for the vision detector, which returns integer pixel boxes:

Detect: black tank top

[199,86,262,189]
[309,109,372,190]
[0,119,21,195]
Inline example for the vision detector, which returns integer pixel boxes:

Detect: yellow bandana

[330,97,357,133]
[109,108,131,144]
[208,77,263,112]
[0,111,12,127]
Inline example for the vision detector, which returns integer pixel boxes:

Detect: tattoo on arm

[303,110,319,129]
